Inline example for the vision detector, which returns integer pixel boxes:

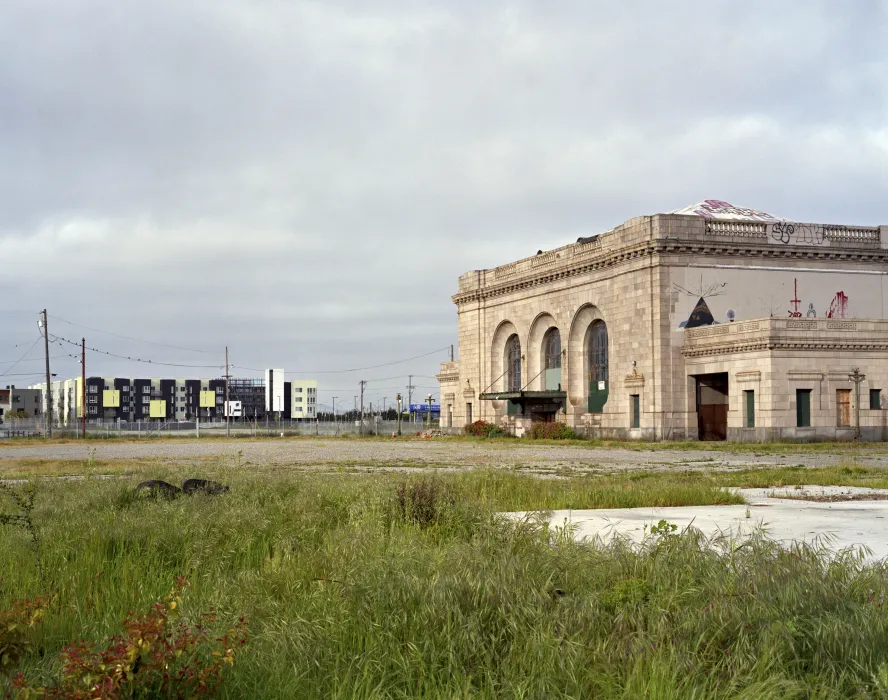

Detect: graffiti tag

[770,222,825,246]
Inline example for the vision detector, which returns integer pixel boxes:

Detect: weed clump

[395,479,455,527]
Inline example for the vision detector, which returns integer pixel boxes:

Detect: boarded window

[870,389,882,410]
[630,395,640,429]
[836,389,851,427]
[745,390,755,428]
[796,389,812,428]
[466,403,472,425]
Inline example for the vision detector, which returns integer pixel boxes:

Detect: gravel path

[2,438,886,473]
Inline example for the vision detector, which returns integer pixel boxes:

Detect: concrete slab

[514,486,888,561]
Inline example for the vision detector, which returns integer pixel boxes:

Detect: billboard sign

[410,404,441,413]
[225,400,242,418]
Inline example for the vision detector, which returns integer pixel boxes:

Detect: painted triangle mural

[684,297,715,329]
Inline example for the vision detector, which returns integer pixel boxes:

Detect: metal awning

[479,390,567,401]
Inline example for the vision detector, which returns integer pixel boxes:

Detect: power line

[0,338,41,378]
[48,314,217,354]
[0,355,70,365]
[230,345,451,375]
[51,334,224,370]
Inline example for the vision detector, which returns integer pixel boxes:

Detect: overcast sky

[2,1,886,409]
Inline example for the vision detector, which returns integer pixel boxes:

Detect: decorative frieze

[624,372,645,388]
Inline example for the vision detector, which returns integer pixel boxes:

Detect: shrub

[0,595,52,673]
[526,422,579,440]
[464,420,504,438]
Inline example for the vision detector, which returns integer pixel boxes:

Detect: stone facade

[437,204,888,441]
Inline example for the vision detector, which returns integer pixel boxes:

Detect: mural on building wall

[684,298,715,328]
[673,269,876,328]
[674,275,727,329]
[672,200,784,222]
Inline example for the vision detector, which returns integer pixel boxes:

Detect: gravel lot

[2,438,887,473]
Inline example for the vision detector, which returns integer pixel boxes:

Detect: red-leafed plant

[464,420,504,438]
[9,578,247,699]
[0,595,53,672]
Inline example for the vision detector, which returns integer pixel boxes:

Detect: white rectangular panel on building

[265,368,285,413]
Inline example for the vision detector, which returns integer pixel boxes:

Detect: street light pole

[427,393,433,430]
[849,368,866,440]
[396,393,402,436]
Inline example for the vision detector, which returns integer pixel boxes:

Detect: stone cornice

[436,373,459,384]
[684,340,888,358]
[452,239,888,307]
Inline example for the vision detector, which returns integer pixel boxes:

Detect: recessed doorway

[695,373,729,441]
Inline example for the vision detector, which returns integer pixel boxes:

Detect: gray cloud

[1,0,886,405]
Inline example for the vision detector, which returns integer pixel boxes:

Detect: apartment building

[289,379,318,421]
[0,386,42,423]
[32,372,318,424]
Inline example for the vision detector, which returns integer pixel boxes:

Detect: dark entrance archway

[695,373,729,441]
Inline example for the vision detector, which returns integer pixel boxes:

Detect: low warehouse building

[437,200,888,441]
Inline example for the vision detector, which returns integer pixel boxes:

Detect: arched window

[543,328,561,370]
[542,327,562,391]
[587,321,608,382]
[586,321,609,412]
[506,335,522,391]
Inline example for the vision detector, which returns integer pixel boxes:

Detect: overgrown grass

[4,469,888,697]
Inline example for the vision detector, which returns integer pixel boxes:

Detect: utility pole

[450,344,454,362]
[407,375,415,424]
[81,337,86,439]
[39,310,52,438]
[396,393,402,436]
[359,380,366,436]
[849,368,866,440]
[332,396,337,431]
[225,346,230,438]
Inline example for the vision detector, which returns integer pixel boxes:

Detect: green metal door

[588,380,609,413]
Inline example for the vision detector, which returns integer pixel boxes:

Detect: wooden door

[837,389,851,427]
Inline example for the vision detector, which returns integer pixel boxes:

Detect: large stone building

[437,200,888,441]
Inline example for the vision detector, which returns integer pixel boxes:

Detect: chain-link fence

[1,417,442,439]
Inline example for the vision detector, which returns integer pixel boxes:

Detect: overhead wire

[230,345,451,375]
[0,337,41,378]
[48,314,217,354]
[51,334,224,370]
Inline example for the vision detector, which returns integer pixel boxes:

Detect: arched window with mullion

[586,321,609,412]
[505,335,522,392]
[542,327,562,390]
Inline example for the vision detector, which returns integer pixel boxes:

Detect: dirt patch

[776,493,888,503]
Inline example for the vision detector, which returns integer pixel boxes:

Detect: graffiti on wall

[675,269,867,329]
[788,279,802,318]
[770,222,826,246]
[786,278,849,319]
[827,291,849,319]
